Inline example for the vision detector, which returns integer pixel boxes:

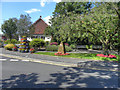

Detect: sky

[0,1,60,34]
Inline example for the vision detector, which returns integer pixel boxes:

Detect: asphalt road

[0,56,119,88]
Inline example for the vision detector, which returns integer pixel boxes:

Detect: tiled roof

[33,17,48,35]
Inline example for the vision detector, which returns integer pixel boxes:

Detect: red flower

[96,54,116,59]
[30,48,35,51]
[65,43,69,46]
[50,42,58,46]
[54,52,70,56]
[13,47,17,49]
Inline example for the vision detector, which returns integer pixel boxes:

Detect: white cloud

[53,0,61,3]
[40,2,45,7]
[40,0,46,7]
[25,9,41,14]
[40,0,61,7]
[44,16,52,25]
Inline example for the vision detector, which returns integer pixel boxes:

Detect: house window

[41,36,45,39]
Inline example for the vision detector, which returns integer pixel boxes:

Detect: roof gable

[33,16,48,35]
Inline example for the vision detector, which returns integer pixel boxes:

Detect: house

[19,16,51,42]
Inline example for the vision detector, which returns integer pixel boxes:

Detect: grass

[35,52,119,61]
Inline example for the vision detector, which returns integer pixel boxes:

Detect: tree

[17,14,34,37]
[45,2,92,43]
[52,2,92,17]
[80,2,119,54]
[1,18,17,40]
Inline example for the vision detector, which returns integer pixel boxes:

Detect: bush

[65,46,72,52]
[70,44,76,49]
[46,45,58,51]
[29,38,45,48]
[4,44,15,50]
[45,41,50,46]
[4,40,11,44]
[86,45,93,50]
[11,39,18,44]
[50,42,58,46]
[4,39,19,44]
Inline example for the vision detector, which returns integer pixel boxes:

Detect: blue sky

[0,1,59,34]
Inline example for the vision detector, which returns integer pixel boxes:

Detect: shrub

[50,42,58,46]
[70,44,76,49]
[65,46,72,52]
[29,38,45,48]
[4,44,15,50]
[86,45,93,50]
[11,39,18,44]
[4,40,11,44]
[45,41,49,46]
[46,45,58,51]
[4,39,19,44]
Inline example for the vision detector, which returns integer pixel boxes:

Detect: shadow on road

[2,67,118,88]
[77,60,118,71]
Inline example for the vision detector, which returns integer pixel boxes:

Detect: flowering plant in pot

[29,48,36,53]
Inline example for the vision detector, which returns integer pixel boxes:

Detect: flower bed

[29,48,36,53]
[54,52,70,56]
[96,54,117,59]
[50,42,58,46]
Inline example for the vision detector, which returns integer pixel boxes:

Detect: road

[0,56,119,88]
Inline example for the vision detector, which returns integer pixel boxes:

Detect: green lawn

[35,52,119,61]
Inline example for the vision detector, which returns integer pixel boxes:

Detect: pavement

[0,48,119,72]
[1,56,118,88]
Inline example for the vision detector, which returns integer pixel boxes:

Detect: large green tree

[79,2,119,54]
[1,18,17,40]
[17,14,34,37]
[45,2,92,43]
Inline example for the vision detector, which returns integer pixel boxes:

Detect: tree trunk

[103,43,109,55]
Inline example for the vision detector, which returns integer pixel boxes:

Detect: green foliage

[86,45,93,50]
[70,44,76,49]
[4,44,15,50]
[45,41,50,46]
[4,40,11,44]
[35,52,119,61]
[11,39,18,44]
[1,18,17,40]
[45,2,119,54]
[29,38,45,48]
[16,14,34,37]
[4,39,19,44]
[65,46,72,52]
[53,2,92,16]
[82,2,119,52]
[45,2,92,42]
[46,45,58,51]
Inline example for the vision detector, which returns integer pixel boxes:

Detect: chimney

[40,16,42,19]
